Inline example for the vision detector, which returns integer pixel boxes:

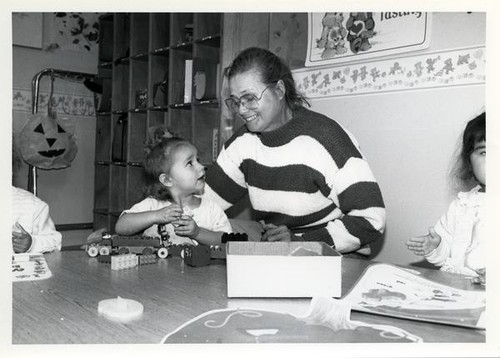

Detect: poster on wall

[306,12,432,67]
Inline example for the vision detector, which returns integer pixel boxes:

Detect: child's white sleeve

[28,202,62,253]
[121,197,155,215]
[208,201,233,233]
[424,200,458,266]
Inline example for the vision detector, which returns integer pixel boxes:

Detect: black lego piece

[221,233,248,244]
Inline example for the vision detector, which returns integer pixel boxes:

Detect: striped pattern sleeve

[297,113,385,251]
[205,130,249,210]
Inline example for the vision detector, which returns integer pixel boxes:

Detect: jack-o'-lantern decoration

[19,113,78,170]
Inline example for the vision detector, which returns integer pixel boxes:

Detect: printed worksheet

[12,254,52,282]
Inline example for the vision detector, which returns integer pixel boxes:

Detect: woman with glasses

[204,47,385,257]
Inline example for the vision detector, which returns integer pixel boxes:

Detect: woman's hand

[12,222,32,253]
[406,227,442,256]
[155,204,183,224]
[260,221,301,242]
[174,215,200,239]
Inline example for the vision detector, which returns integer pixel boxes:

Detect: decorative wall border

[13,88,96,117]
[293,45,485,99]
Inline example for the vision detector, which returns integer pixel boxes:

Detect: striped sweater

[204,107,385,254]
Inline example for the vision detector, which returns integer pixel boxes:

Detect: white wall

[12,13,98,227]
[309,13,485,265]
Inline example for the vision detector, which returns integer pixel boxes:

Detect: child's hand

[12,222,33,253]
[155,204,183,224]
[406,227,442,256]
[260,221,301,242]
[471,268,486,285]
[173,215,200,239]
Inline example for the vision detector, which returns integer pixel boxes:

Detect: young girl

[406,112,485,281]
[115,137,232,246]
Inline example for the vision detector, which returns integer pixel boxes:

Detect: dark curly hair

[144,137,190,201]
[225,47,310,110]
[452,112,485,190]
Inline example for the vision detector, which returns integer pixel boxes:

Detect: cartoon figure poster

[306,12,432,67]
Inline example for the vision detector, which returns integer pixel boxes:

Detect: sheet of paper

[12,254,52,282]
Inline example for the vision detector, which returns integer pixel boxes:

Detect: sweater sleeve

[204,135,249,211]
[302,157,386,252]
[301,121,385,252]
[28,201,62,253]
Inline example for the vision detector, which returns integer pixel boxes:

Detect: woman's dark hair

[225,47,310,110]
[452,112,485,189]
[144,136,188,201]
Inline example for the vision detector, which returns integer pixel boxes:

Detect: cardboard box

[226,242,342,298]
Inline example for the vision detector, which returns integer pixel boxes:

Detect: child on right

[406,112,485,281]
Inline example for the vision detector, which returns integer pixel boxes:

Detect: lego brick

[138,254,157,265]
[111,254,138,270]
[97,255,112,264]
[184,245,211,267]
[209,245,226,259]
[221,233,248,243]
[112,235,161,248]
[168,244,190,258]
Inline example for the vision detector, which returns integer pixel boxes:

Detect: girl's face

[470,140,486,186]
[228,70,286,133]
[164,144,206,197]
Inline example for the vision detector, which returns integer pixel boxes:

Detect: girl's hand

[12,222,32,253]
[260,221,301,242]
[155,204,183,224]
[471,268,486,285]
[173,215,200,239]
[406,227,442,256]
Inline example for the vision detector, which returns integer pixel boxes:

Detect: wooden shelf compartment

[113,13,130,62]
[169,107,192,142]
[150,13,171,51]
[149,54,169,108]
[111,64,129,112]
[192,106,220,165]
[127,112,148,164]
[130,58,149,110]
[95,114,111,162]
[94,163,110,211]
[109,163,128,213]
[130,13,149,57]
[126,165,147,209]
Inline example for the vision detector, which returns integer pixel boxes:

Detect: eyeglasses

[224,84,274,113]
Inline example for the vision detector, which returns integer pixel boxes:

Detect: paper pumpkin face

[19,113,78,169]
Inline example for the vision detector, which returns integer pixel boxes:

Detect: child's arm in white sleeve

[28,202,62,253]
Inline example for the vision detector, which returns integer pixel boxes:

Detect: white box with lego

[226,241,342,298]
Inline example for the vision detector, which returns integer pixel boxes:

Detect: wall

[307,12,485,265]
[12,13,99,231]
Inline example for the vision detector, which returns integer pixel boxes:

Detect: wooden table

[12,251,485,344]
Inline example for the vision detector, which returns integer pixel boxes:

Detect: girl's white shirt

[425,185,485,276]
[122,196,232,245]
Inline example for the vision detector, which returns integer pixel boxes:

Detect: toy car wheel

[157,247,169,259]
[118,247,129,255]
[180,249,186,259]
[142,247,153,256]
[87,246,99,257]
[99,247,110,256]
